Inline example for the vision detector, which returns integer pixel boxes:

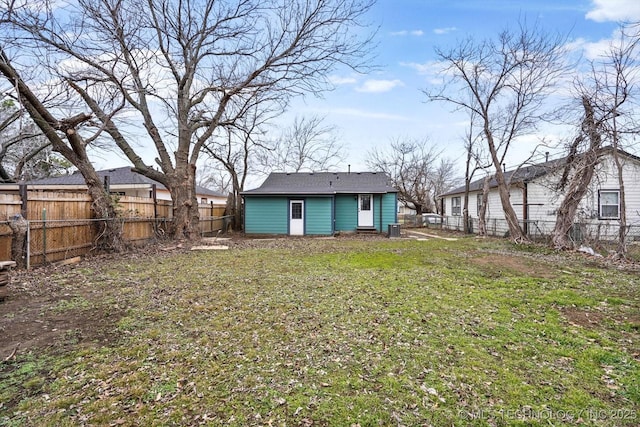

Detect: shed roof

[242,171,397,195]
[24,166,225,198]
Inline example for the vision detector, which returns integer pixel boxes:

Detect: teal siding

[335,195,357,231]
[244,197,288,234]
[305,197,333,235]
[379,192,398,231]
[245,192,397,235]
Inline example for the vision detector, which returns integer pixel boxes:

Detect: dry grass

[1,235,638,426]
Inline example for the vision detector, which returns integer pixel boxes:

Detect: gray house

[19,167,226,204]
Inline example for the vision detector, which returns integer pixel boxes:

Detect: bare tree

[431,157,460,215]
[1,0,375,240]
[0,100,72,181]
[256,115,345,173]
[552,25,639,252]
[460,110,490,233]
[0,50,124,251]
[366,137,456,215]
[197,161,233,196]
[427,22,567,242]
[203,109,265,231]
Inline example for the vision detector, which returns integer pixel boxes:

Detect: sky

[93,0,640,187]
[279,0,640,179]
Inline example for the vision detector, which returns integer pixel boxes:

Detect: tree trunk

[73,158,124,252]
[169,164,200,240]
[552,97,602,250]
[551,151,599,249]
[493,164,526,241]
[484,128,527,242]
[9,214,28,268]
[478,175,491,237]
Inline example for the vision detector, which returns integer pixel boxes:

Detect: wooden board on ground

[191,245,229,251]
[407,231,458,241]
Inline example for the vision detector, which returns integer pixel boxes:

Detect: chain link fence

[400,214,640,247]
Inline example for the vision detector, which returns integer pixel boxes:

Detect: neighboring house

[4,166,226,205]
[439,148,640,238]
[398,201,417,216]
[242,171,398,236]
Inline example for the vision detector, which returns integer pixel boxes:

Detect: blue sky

[287,0,640,177]
[92,1,640,183]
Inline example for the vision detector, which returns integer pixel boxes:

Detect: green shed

[242,172,398,236]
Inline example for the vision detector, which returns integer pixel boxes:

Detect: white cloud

[433,27,458,35]
[355,79,404,93]
[586,0,640,22]
[390,30,424,37]
[400,61,446,76]
[329,75,357,85]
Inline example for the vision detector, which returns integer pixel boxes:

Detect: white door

[357,194,374,227]
[290,200,304,235]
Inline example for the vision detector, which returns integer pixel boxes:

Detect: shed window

[599,190,620,219]
[476,194,483,216]
[201,198,208,204]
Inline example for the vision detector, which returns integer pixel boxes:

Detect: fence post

[19,183,28,218]
[26,221,30,270]
[42,208,47,264]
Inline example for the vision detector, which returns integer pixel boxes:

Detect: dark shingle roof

[440,146,640,197]
[25,166,225,198]
[242,172,397,195]
[441,158,565,197]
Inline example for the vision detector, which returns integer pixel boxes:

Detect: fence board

[0,194,22,220]
[0,190,226,267]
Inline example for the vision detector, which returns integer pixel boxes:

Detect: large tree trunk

[80,162,124,252]
[169,164,200,240]
[551,155,598,249]
[552,97,602,250]
[9,214,28,268]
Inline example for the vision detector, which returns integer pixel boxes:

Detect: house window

[451,197,461,216]
[201,198,208,204]
[476,194,483,216]
[599,190,620,219]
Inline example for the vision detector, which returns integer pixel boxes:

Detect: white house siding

[442,152,640,241]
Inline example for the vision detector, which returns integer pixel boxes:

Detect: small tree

[366,137,456,215]
[256,115,344,173]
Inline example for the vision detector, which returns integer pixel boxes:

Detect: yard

[1,233,638,426]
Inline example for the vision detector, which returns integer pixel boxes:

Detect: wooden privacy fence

[0,191,227,268]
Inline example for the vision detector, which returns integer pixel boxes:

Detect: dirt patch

[471,253,559,279]
[561,307,606,328]
[0,269,124,362]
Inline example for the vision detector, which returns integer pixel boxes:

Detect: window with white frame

[476,194,483,216]
[599,190,620,219]
[451,197,461,216]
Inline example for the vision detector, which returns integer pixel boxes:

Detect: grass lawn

[1,235,639,426]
